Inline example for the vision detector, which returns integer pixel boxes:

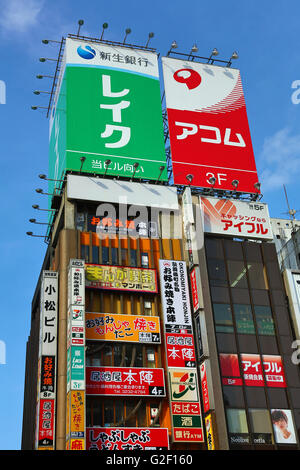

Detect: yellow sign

[85,264,158,293]
[70,391,85,450]
[86,312,161,343]
[205,413,215,450]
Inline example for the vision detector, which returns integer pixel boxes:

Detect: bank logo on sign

[77,45,96,60]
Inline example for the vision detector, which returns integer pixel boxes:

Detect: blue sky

[1,0,300,450]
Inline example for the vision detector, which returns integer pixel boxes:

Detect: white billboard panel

[200,196,273,240]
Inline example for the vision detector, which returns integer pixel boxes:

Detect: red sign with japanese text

[165,332,196,368]
[86,366,166,397]
[162,58,259,193]
[38,399,55,448]
[86,427,169,450]
[200,362,210,413]
[190,268,200,312]
[220,353,287,388]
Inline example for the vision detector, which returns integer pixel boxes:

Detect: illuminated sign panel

[162,57,259,193]
[200,196,273,240]
[49,38,167,191]
[85,312,161,344]
[86,366,166,397]
[85,264,158,293]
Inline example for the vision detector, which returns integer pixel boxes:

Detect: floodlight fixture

[77,19,84,36]
[29,218,50,225]
[123,28,132,44]
[155,165,165,184]
[39,57,57,62]
[36,74,54,79]
[42,39,60,44]
[33,90,51,95]
[32,204,56,212]
[232,179,239,189]
[131,162,139,180]
[31,106,48,110]
[208,176,216,185]
[146,32,154,48]
[79,156,86,172]
[254,181,261,191]
[100,22,108,40]
[231,51,239,60]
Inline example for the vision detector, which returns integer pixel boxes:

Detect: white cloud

[259,127,300,192]
[0,0,44,33]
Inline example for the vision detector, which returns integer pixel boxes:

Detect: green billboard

[49,38,167,190]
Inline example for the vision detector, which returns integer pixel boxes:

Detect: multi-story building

[21,31,300,451]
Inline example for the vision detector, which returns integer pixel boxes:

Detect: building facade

[21,32,300,451]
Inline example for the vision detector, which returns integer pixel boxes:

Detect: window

[226,409,250,445]
[247,263,268,290]
[254,306,275,336]
[233,304,255,335]
[102,246,109,264]
[213,304,233,333]
[228,261,248,289]
[111,247,118,266]
[207,259,227,286]
[141,252,149,268]
[248,409,274,445]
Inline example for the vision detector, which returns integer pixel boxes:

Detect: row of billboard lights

[186,173,261,192]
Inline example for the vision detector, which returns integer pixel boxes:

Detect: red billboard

[162,57,259,193]
[220,353,286,388]
[86,366,166,397]
[165,332,196,368]
[86,427,169,450]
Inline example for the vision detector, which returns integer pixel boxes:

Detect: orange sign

[86,312,161,344]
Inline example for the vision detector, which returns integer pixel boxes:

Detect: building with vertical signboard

[22,29,300,451]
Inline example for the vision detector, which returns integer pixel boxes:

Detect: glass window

[81,244,89,262]
[207,259,227,286]
[102,246,109,264]
[115,400,124,427]
[137,402,147,427]
[213,304,233,333]
[141,252,149,268]
[248,409,274,445]
[224,240,243,260]
[111,247,118,266]
[102,345,112,366]
[228,261,248,289]
[130,249,137,267]
[216,333,237,353]
[92,245,99,264]
[205,238,224,259]
[93,399,104,426]
[125,400,137,427]
[234,304,255,334]
[254,306,275,336]
[121,248,128,266]
[245,387,267,408]
[223,386,245,407]
[104,399,114,426]
[146,347,156,368]
[210,286,230,303]
[226,409,250,445]
[247,263,268,290]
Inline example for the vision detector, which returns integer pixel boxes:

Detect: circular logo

[77,45,96,60]
[173,68,202,90]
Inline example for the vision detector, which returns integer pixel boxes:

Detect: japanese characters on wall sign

[159,260,204,443]
[162,57,259,193]
[219,353,287,388]
[36,271,58,450]
[200,196,273,240]
[49,38,168,201]
[85,312,161,344]
[86,366,166,397]
[66,260,86,451]
[85,264,158,293]
[86,427,169,451]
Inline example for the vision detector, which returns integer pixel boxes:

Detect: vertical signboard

[159,259,204,443]
[162,57,259,193]
[66,260,86,450]
[36,271,58,450]
[49,37,167,196]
